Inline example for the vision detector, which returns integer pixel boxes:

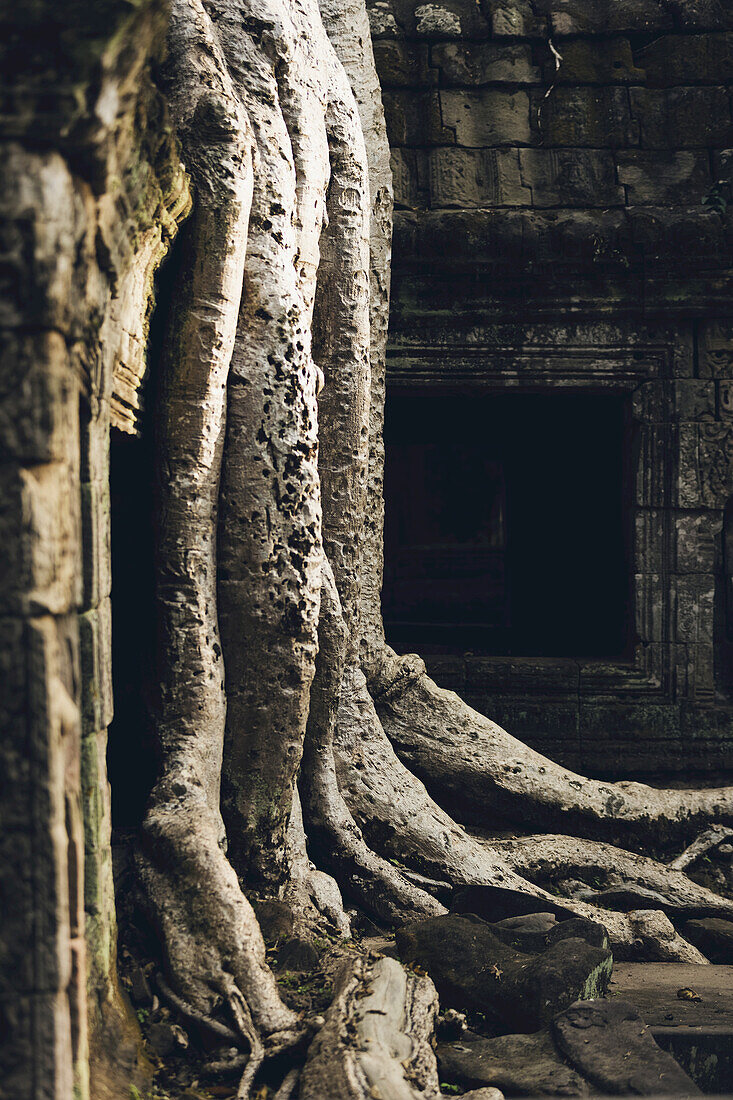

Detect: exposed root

[138,786,299,1038]
[299,954,441,1100]
[669,825,733,871]
[490,833,733,919]
[331,668,715,960]
[155,973,239,1043]
[301,563,445,925]
[372,651,733,848]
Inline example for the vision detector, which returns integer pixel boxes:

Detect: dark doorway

[383,390,631,658]
[107,426,158,827]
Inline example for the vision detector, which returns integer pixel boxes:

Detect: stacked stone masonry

[370,0,733,779]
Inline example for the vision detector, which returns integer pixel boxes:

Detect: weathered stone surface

[489,914,610,955]
[537,0,674,36]
[440,89,531,147]
[553,999,701,1095]
[682,918,733,963]
[373,40,432,87]
[432,41,539,85]
[438,1029,589,1095]
[617,151,710,205]
[635,32,733,85]
[539,87,639,147]
[519,149,624,208]
[396,914,612,1030]
[547,37,646,84]
[383,89,455,145]
[629,86,733,148]
[483,0,546,37]
[429,148,530,207]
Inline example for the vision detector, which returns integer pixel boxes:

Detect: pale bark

[372,651,733,847]
[300,955,441,1100]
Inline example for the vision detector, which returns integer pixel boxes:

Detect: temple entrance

[383,390,632,658]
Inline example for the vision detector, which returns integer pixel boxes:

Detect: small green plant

[129,1086,142,1100]
[440,1085,462,1095]
[135,1008,149,1025]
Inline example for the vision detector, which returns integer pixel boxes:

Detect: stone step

[610,963,733,1093]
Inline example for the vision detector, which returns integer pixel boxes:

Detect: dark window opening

[383,390,632,658]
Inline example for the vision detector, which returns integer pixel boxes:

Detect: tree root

[372,651,733,848]
[669,825,733,871]
[489,834,733,919]
[299,954,441,1100]
[329,667,717,960]
[138,785,299,1039]
[155,973,240,1043]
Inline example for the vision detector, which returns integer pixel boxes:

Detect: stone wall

[0,4,189,1096]
[369,0,733,779]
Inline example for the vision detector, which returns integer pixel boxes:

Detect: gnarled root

[330,667,713,960]
[137,782,299,1040]
[373,651,733,848]
[301,562,445,925]
[490,833,733,920]
[299,954,441,1100]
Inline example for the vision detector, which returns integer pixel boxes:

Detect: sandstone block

[382,89,454,145]
[429,148,530,207]
[519,148,624,207]
[675,511,718,574]
[630,86,733,148]
[438,1030,589,1095]
[432,40,539,84]
[372,40,432,87]
[545,37,646,83]
[699,320,733,377]
[553,999,700,1095]
[536,0,674,36]
[617,150,710,204]
[539,86,639,147]
[440,89,531,147]
[635,32,733,85]
[396,913,612,1030]
[483,0,546,38]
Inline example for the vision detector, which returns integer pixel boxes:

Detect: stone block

[536,0,673,35]
[537,87,639,148]
[699,320,733,378]
[634,573,664,642]
[629,86,733,148]
[0,332,78,466]
[633,380,715,422]
[483,0,547,38]
[373,40,432,87]
[414,2,462,37]
[634,32,733,85]
[672,642,715,699]
[579,702,680,740]
[671,574,715,643]
[627,206,726,264]
[675,511,719,573]
[697,422,733,505]
[617,150,711,205]
[429,147,531,206]
[432,40,540,84]
[391,149,425,209]
[382,89,454,146]
[79,599,113,733]
[440,89,531,147]
[545,37,646,83]
[519,149,624,207]
[81,479,112,609]
[660,0,733,32]
[424,655,466,691]
[635,423,671,507]
[368,3,400,38]
[635,508,665,570]
[0,461,81,617]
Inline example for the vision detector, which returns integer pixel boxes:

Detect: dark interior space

[383,389,632,658]
[107,424,159,827]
